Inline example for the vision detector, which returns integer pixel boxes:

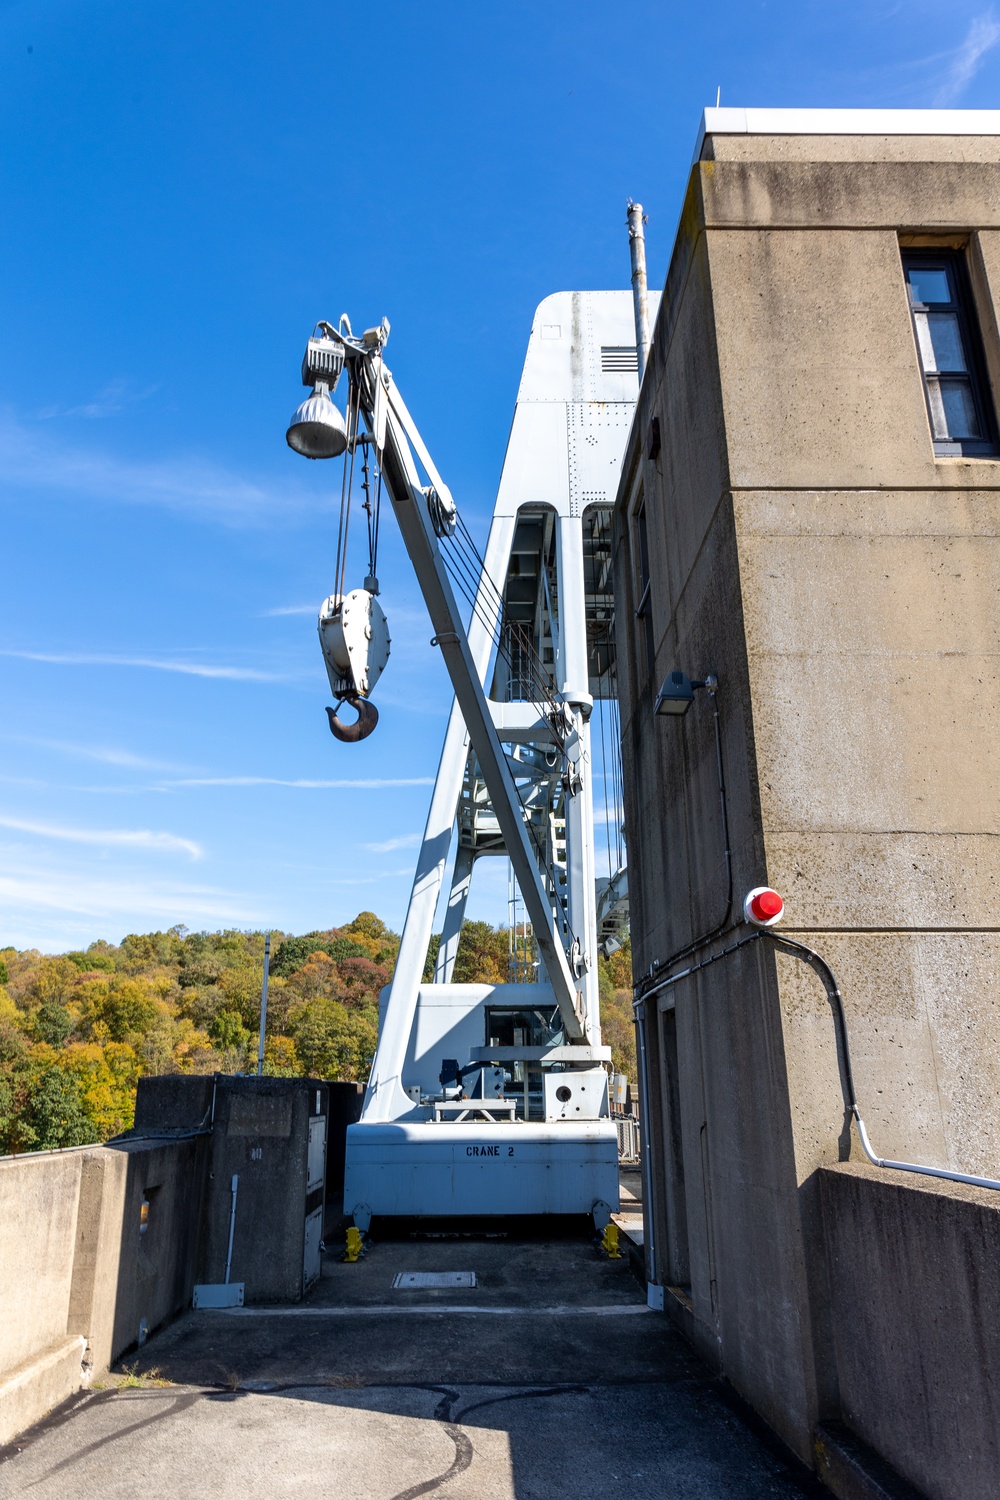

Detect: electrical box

[307,1114,327,1192]
[543,1068,609,1122]
[303,1205,323,1288]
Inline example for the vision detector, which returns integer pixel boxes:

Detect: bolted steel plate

[392,1271,477,1289]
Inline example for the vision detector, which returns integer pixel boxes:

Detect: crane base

[344,1118,619,1223]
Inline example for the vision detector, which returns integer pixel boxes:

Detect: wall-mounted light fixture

[653,669,717,717]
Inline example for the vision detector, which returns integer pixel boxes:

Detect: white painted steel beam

[364,369,586,1050]
[434,842,475,984]
[555,511,599,1036]
[363,510,517,1121]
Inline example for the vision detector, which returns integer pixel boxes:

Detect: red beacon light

[744,887,784,927]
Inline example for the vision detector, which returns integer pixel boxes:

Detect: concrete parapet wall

[0,1136,207,1446]
[0,1150,84,1382]
[0,1074,332,1444]
[820,1162,1000,1500]
[0,1150,87,1445]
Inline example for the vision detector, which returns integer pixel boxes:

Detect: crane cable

[333,375,365,603]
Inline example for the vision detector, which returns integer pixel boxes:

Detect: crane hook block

[326,696,379,743]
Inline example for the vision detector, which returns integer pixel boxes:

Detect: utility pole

[627,201,650,383]
[256,933,270,1077]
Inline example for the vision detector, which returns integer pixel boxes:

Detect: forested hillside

[0,914,634,1155]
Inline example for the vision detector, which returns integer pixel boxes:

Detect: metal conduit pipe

[633,999,656,1280]
[771,933,1000,1194]
[635,927,1000,1194]
[106,1128,214,1144]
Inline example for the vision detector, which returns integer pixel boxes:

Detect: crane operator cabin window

[901,249,999,458]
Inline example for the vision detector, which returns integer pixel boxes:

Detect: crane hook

[326,694,379,743]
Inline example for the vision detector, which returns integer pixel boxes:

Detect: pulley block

[318,588,391,696]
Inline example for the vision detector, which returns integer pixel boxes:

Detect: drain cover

[392,1271,477,1289]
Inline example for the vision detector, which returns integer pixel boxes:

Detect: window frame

[901,247,999,459]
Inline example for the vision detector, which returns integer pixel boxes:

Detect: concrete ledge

[814,1423,926,1500]
[0,1335,87,1447]
[820,1162,1000,1499]
[660,1284,723,1375]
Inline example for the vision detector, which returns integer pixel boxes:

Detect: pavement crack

[431,1388,460,1422]
[454,1384,589,1424]
[387,1420,473,1500]
[387,1384,588,1500]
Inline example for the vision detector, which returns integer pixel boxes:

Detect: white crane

[285,292,647,1228]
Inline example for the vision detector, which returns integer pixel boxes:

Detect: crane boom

[350,352,586,1041]
[285,294,645,1226]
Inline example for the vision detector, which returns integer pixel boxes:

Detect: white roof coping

[693,106,1000,162]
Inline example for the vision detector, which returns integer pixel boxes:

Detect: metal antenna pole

[627,201,650,384]
[257,933,270,1077]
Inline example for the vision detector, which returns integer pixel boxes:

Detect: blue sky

[2,0,999,951]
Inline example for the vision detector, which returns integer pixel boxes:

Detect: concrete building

[614,109,1000,1496]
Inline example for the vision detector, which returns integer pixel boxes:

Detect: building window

[633,500,655,681]
[901,249,998,458]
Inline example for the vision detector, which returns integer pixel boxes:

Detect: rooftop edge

[693,106,1000,163]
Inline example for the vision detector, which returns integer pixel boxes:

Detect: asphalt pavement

[1,1222,825,1500]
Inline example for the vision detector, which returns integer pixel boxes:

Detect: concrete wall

[1,1075,328,1444]
[614,126,1000,1480]
[820,1162,1000,1500]
[0,1150,87,1447]
[201,1077,328,1303]
[134,1073,331,1302]
[0,1136,206,1446]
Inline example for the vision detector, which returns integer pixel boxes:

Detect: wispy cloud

[33,378,159,423]
[167,776,434,789]
[261,604,318,618]
[836,12,1000,107]
[934,13,1000,104]
[0,410,316,527]
[0,731,187,773]
[0,814,202,858]
[364,833,421,852]
[0,648,286,682]
[0,867,264,935]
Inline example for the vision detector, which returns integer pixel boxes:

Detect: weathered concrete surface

[0,1338,86,1455]
[820,1162,1000,1500]
[0,1136,205,1444]
[0,1150,87,1444]
[613,117,1000,1480]
[0,1151,84,1383]
[104,1137,207,1360]
[0,1232,825,1500]
[197,1077,328,1304]
[705,134,1000,164]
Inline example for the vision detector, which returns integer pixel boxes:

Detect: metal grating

[392,1271,478,1289]
[615,1116,641,1163]
[600,345,638,372]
